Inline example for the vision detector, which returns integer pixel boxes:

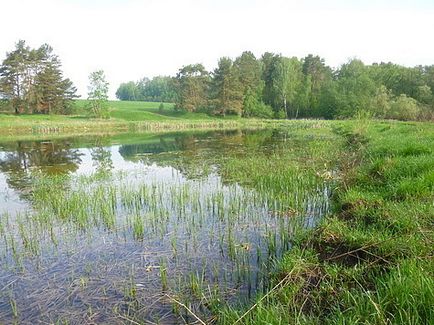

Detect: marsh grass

[219,121,434,325]
[0,123,340,323]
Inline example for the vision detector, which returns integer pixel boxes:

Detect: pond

[0,126,336,324]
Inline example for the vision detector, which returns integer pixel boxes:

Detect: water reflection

[0,131,239,203]
[0,129,307,214]
[0,141,82,213]
[0,128,332,324]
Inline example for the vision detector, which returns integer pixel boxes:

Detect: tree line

[116,76,176,103]
[118,52,434,120]
[1,40,433,121]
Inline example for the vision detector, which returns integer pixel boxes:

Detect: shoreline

[0,117,330,141]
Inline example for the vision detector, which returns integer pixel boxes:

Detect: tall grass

[219,120,434,325]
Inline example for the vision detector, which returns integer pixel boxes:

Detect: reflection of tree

[118,129,276,180]
[0,140,83,197]
[0,129,297,201]
[118,136,181,159]
[91,145,113,175]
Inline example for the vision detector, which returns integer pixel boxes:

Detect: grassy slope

[75,100,220,121]
[0,100,250,137]
[219,120,434,324]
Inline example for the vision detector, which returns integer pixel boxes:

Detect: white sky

[1,0,433,99]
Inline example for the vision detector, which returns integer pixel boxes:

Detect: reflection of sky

[73,146,141,175]
[0,144,202,215]
[0,172,27,215]
[74,145,183,182]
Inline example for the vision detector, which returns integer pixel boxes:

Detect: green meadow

[1,4,433,323]
[0,100,252,138]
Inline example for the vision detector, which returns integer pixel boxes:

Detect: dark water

[0,129,331,324]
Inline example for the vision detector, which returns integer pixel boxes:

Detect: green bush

[387,94,420,121]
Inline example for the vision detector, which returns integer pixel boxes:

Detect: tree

[371,85,392,118]
[335,59,376,117]
[115,81,138,101]
[270,56,303,118]
[317,79,339,119]
[87,70,109,118]
[34,46,78,114]
[293,75,312,117]
[140,76,176,102]
[117,76,178,102]
[234,51,266,117]
[174,64,209,112]
[209,57,244,115]
[243,88,273,118]
[388,94,420,121]
[0,40,77,114]
[369,63,425,99]
[234,51,263,94]
[301,54,332,116]
[415,85,432,105]
[261,52,279,110]
[0,40,31,114]
[112,50,434,121]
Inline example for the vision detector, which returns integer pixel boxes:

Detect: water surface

[0,129,332,324]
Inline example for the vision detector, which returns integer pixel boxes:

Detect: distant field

[0,100,264,138]
[0,100,240,122]
[74,100,222,121]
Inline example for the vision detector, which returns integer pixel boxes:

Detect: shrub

[387,94,420,121]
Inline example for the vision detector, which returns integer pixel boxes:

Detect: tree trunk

[284,97,288,119]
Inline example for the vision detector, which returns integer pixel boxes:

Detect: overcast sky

[1,0,433,98]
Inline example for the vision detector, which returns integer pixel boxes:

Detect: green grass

[0,100,252,138]
[0,100,211,122]
[74,100,220,121]
[0,99,320,142]
[219,120,434,325]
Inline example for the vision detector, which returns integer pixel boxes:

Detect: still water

[0,129,332,324]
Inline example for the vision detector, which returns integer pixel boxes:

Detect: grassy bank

[0,100,327,141]
[218,120,434,324]
[0,100,253,138]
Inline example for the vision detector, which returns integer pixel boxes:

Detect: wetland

[0,122,338,324]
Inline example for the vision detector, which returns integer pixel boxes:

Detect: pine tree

[0,40,78,114]
[210,57,243,116]
[174,64,209,112]
[0,40,31,114]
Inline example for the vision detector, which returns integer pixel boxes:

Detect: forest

[117,52,434,121]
